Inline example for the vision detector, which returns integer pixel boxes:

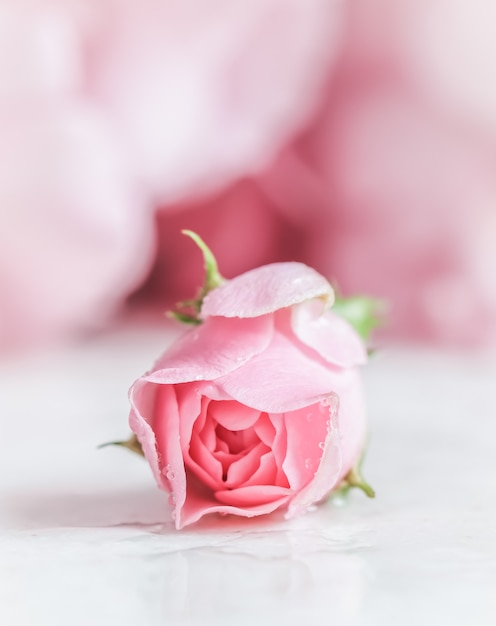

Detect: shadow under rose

[2,487,170,530]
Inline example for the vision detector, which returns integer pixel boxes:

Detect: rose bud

[127,233,374,528]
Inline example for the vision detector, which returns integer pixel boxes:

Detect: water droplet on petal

[162,464,176,480]
[304,458,313,469]
[168,493,176,506]
[171,511,177,521]
[318,441,325,450]
[320,392,340,430]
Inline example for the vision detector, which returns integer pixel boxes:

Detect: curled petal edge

[201,262,334,319]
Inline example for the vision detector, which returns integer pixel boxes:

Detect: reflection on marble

[1,323,496,625]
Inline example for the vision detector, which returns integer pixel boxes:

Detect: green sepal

[333,451,375,499]
[182,230,224,301]
[98,434,144,457]
[167,310,202,325]
[169,230,224,324]
[332,295,385,342]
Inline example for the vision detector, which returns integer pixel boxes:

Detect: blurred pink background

[2,0,496,352]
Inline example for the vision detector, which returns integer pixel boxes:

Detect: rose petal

[207,400,261,431]
[176,472,291,529]
[187,428,224,491]
[329,369,367,478]
[282,401,331,491]
[144,315,272,384]
[214,485,292,506]
[225,441,270,488]
[291,300,367,367]
[286,405,343,519]
[215,330,339,412]
[198,405,217,450]
[243,451,279,487]
[201,262,333,319]
[174,384,206,453]
[254,413,276,447]
[269,414,290,488]
[129,381,187,512]
[214,424,259,454]
[128,380,165,489]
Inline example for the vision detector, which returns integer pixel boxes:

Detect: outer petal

[149,384,190,512]
[128,380,166,491]
[215,330,339,412]
[282,401,331,492]
[144,315,272,384]
[286,368,367,518]
[201,262,333,319]
[330,368,368,479]
[291,300,367,367]
[128,379,191,517]
[285,411,342,519]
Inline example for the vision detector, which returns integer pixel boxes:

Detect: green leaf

[98,434,144,457]
[332,295,385,341]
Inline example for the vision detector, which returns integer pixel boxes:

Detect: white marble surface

[1,322,496,626]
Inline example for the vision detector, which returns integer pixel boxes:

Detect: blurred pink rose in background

[1,0,496,351]
[0,0,342,350]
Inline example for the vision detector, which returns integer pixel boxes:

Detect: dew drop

[304,458,313,470]
[162,464,176,480]
[320,392,340,430]
[171,511,177,521]
[318,441,325,450]
[168,493,177,506]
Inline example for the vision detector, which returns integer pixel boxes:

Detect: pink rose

[129,262,368,528]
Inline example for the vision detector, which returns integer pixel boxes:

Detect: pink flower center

[185,399,288,492]
[214,423,259,455]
